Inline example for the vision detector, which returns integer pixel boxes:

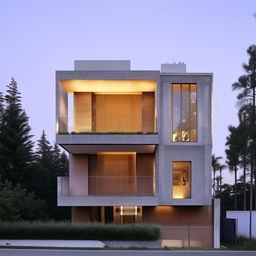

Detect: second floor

[56,61,212,146]
[57,145,212,206]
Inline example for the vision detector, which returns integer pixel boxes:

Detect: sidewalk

[0,240,105,248]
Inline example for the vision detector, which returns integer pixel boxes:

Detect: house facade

[56,60,220,248]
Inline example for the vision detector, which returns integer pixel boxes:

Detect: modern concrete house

[56,60,219,248]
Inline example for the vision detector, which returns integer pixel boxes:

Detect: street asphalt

[0,249,256,256]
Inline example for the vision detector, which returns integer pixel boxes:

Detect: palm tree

[212,155,222,197]
[215,176,221,195]
[226,125,241,210]
[218,163,227,198]
[232,45,256,239]
[232,45,256,126]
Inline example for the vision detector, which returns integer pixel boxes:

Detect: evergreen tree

[0,92,4,122]
[30,131,54,206]
[29,131,69,219]
[0,180,48,221]
[52,143,68,176]
[0,92,4,168]
[0,78,34,186]
[226,125,242,210]
[232,45,256,213]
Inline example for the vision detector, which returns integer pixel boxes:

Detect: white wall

[226,211,256,238]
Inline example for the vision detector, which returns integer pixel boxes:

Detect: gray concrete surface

[0,240,104,248]
[104,240,161,248]
[0,249,256,256]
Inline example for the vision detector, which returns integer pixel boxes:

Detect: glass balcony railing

[58,176,156,197]
[57,116,155,134]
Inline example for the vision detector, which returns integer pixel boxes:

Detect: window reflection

[171,84,197,142]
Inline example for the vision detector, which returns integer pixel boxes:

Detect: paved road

[0,249,256,256]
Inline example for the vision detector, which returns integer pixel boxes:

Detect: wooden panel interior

[142,92,155,132]
[95,94,142,132]
[136,153,154,195]
[89,153,136,195]
[71,207,90,223]
[74,92,92,132]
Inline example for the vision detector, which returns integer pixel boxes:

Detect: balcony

[56,115,158,149]
[57,176,158,206]
[57,80,157,134]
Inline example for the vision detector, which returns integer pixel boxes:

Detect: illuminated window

[116,206,142,224]
[172,162,191,199]
[171,84,197,142]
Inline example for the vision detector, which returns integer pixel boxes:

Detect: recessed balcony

[56,79,157,135]
[57,176,158,206]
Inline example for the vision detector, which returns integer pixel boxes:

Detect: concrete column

[58,84,68,133]
[69,154,88,196]
[213,198,220,248]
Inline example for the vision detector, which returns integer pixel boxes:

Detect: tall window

[172,162,191,199]
[171,84,197,142]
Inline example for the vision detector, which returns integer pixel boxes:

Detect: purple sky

[0,0,255,184]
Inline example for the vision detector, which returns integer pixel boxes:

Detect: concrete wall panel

[69,154,88,196]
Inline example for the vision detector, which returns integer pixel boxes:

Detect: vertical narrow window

[172,84,181,141]
[172,162,191,199]
[171,84,197,142]
[190,84,197,141]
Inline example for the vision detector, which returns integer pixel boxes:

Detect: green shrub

[0,222,160,241]
[0,181,48,221]
[237,235,256,246]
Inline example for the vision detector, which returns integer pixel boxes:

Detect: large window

[171,84,197,142]
[172,162,191,199]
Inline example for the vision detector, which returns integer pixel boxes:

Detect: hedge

[0,222,160,241]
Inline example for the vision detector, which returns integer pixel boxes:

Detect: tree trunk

[243,156,247,210]
[254,173,256,210]
[235,165,237,210]
[220,169,222,200]
[249,157,253,239]
[213,169,216,197]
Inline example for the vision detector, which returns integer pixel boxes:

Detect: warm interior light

[56,122,59,133]
[60,80,156,93]
[172,162,191,199]
[120,206,138,216]
[97,152,136,155]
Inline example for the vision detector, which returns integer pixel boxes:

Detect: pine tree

[29,131,53,204]
[0,78,34,186]
[0,92,4,122]
[30,131,69,219]
[52,143,68,176]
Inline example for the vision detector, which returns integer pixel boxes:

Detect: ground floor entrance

[71,205,214,248]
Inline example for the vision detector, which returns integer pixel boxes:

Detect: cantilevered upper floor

[56,60,212,148]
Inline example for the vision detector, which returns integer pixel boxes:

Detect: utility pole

[249,161,253,239]
[248,138,253,240]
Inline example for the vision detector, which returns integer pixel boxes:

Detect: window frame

[171,161,192,199]
[170,83,198,142]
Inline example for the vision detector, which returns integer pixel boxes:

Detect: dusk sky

[0,0,255,184]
